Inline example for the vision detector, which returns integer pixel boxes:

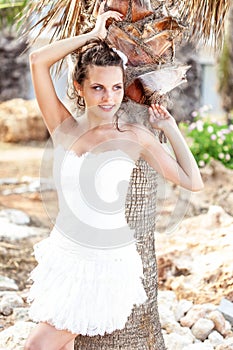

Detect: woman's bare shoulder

[123,122,158,143]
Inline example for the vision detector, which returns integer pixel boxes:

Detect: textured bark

[74,154,166,349]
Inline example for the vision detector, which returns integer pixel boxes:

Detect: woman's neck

[84,111,115,130]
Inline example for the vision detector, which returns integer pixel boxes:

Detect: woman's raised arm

[139,104,204,192]
[29,9,123,134]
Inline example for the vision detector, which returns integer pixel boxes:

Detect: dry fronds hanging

[178,0,231,47]
[18,0,231,49]
[19,0,94,45]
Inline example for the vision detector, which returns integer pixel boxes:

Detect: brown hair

[69,38,128,132]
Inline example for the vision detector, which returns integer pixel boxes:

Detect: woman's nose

[102,89,113,101]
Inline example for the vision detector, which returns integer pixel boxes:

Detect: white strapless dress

[26,144,148,336]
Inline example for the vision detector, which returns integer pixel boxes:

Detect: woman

[24,6,204,350]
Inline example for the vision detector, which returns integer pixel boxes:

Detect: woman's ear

[73,80,83,97]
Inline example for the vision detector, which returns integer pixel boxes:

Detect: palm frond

[19,0,95,46]
[179,0,231,47]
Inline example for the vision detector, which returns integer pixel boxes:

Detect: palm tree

[14,1,231,349]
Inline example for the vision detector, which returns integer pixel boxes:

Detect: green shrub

[179,107,233,169]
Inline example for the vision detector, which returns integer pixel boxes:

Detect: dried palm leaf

[131,0,154,22]
[179,0,231,47]
[20,0,93,45]
[105,0,129,17]
[107,25,158,66]
[106,0,153,22]
[124,23,142,38]
[144,30,172,56]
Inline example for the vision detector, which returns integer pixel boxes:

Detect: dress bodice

[52,144,137,249]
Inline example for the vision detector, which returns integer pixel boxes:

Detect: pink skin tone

[74,65,124,127]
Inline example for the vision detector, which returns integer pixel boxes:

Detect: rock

[183,343,214,350]
[223,338,233,347]
[173,299,193,321]
[208,310,228,335]
[201,304,217,313]
[0,292,24,316]
[0,99,48,142]
[163,332,194,350]
[180,305,206,327]
[0,217,47,240]
[158,290,178,305]
[0,321,36,349]
[225,320,232,332]
[157,303,177,330]
[0,276,18,291]
[202,206,233,228]
[175,326,195,343]
[0,178,18,185]
[0,209,30,225]
[191,318,215,341]
[208,331,224,347]
[13,307,30,322]
[218,298,233,325]
[1,177,55,195]
[0,303,12,316]
[216,341,233,350]
[1,292,24,308]
[156,206,233,304]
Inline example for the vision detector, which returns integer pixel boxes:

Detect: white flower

[196,120,203,132]
[217,138,223,145]
[198,160,205,167]
[207,126,214,133]
[218,153,224,159]
[210,134,217,140]
[203,153,209,160]
[225,154,231,161]
[191,111,198,117]
[188,123,196,131]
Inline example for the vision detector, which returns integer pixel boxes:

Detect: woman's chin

[87,104,121,119]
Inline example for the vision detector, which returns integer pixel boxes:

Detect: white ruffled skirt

[26,227,148,336]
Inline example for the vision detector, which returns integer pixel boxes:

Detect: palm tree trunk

[74,156,166,349]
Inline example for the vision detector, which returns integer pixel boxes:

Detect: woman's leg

[24,321,78,350]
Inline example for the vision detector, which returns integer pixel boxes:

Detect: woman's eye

[114,85,123,90]
[92,86,102,91]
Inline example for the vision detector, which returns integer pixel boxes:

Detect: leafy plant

[0,0,28,29]
[179,106,233,169]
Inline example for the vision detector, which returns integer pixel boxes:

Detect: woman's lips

[98,105,115,111]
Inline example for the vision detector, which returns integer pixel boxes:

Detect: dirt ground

[0,141,56,287]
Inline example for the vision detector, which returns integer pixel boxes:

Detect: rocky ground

[0,137,233,349]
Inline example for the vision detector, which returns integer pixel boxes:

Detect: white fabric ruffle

[27,228,148,336]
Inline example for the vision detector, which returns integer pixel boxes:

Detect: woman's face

[77,65,124,120]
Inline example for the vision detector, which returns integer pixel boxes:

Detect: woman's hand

[148,104,177,131]
[91,1,123,39]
